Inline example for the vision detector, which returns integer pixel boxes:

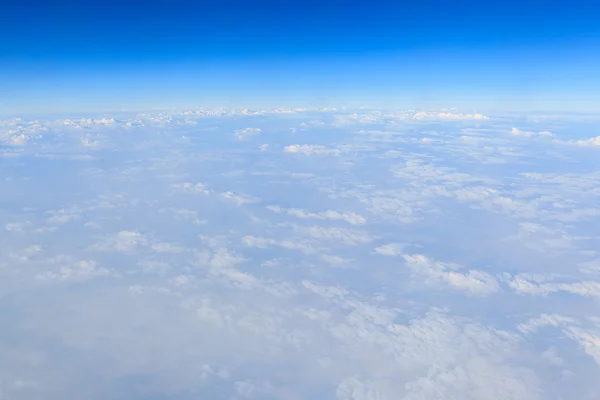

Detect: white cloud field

[1,107,600,399]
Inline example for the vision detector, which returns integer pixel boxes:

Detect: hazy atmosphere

[1,1,600,399]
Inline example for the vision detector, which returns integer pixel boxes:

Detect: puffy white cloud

[90,231,189,255]
[511,127,553,137]
[267,205,367,225]
[151,242,187,253]
[302,280,349,299]
[412,111,488,120]
[92,117,117,125]
[402,254,500,295]
[518,314,600,365]
[220,191,260,205]
[517,314,576,334]
[35,260,111,282]
[92,230,149,252]
[235,127,261,140]
[565,324,600,364]
[159,207,206,225]
[540,346,565,366]
[7,134,28,145]
[283,144,341,156]
[4,222,31,232]
[373,243,408,256]
[375,243,500,294]
[300,225,373,245]
[507,274,600,298]
[321,254,354,267]
[242,235,320,254]
[7,245,43,264]
[172,182,211,195]
[46,208,82,224]
[572,136,600,147]
[336,376,387,400]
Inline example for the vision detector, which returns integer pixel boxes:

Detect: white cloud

[7,134,28,145]
[4,222,31,232]
[267,205,367,225]
[92,231,187,254]
[572,136,600,147]
[507,274,600,298]
[242,235,320,254]
[579,259,600,274]
[235,127,261,140]
[412,111,488,120]
[302,280,349,299]
[172,182,211,195]
[321,254,354,267]
[36,260,111,282]
[374,243,408,256]
[511,127,553,137]
[540,346,565,366]
[518,314,600,365]
[3,108,600,399]
[565,325,600,365]
[403,254,500,295]
[159,207,206,225]
[151,242,187,253]
[301,225,373,245]
[46,208,82,224]
[92,230,148,252]
[220,191,260,205]
[9,245,42,262]
[81,136,99,147]
[336,376,386,400]
[283,144,341,156]
[517,314,576,334]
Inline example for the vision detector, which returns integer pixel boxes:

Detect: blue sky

[2,0,600,114]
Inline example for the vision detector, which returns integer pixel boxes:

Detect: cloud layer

[1,108,600,399]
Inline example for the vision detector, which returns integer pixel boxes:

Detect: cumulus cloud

[242,235,320,254]
[298,225,373,245]
[321,254,354,267]
[517,314,576,334]
[267,205,367,225]
[220,191,260,205]
[46,208,82,224]
[9,245,43,262]
[283,144,341,156]
[159,207,206,225]
[506,273,600,298]
[518,314,600,365]
[511,127,553,137]
[90,230,188,254]
[565,324,600,364]
[235,127,261,140]
[92,230,149,252]
[374,243,408,256]
[412,111,488,120]
[4,221,31,232]
[172,182,211,195]
[35,260,111,282]
[402,254,500,295]
[572,136,600,147]
[7,134,28,145]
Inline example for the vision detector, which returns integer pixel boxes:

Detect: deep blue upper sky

[2,0,600,113]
